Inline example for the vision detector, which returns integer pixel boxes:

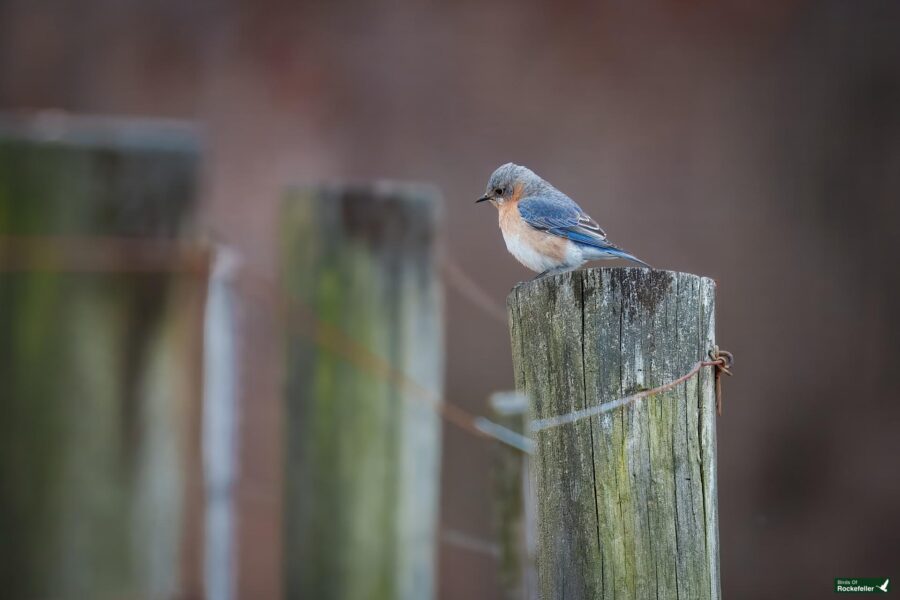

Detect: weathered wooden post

[0,115,205,599]
[507,268,719,600]
[281,183,443,600]
[490,392,537,600]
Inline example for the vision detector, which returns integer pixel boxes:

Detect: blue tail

[602,247,651,268]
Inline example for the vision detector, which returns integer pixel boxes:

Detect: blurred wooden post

[281,183,443,600]
[507,268,720,600]
[0,116,204,599]
[489,392,537,600]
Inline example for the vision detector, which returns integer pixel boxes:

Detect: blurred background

[2,1,899,599]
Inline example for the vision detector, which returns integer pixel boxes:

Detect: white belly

[501,228,583,273]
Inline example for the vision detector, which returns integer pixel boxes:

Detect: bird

[476,163,649,278]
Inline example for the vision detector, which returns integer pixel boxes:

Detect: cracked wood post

[281,183,443,600]
[507,268,720,600]
[0,116,204,599]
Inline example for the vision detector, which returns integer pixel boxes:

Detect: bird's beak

[476,194,491,203]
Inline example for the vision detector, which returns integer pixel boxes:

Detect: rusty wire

[530,349,734,432]
[0,234,529,450]
[0,234,734,454]
[0,235,209,273]
[236,265,530,449]
[707,346,734,416]
[440,256,509,325]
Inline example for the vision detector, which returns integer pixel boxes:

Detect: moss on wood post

[507,268,720,600]
[0,116,203,599]
[281,183,443,600]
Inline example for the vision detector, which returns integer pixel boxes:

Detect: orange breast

[498,201,569,265]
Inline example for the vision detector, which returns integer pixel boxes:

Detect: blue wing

[518,194,611,247]
[518,194,650,267]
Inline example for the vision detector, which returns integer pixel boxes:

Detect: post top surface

[510,267,715,297]
[0,111,200,154]
[284,181,442,203]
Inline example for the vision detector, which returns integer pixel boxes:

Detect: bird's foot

[530,266,578,281]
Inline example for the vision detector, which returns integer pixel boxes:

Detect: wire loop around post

[706,346,734,415]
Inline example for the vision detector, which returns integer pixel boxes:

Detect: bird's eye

[494,187,504,196]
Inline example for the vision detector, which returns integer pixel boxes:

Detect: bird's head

[476,162,540,208]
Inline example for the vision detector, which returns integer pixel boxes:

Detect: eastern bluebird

[477,163,649,278]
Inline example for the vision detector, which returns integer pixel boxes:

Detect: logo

[835,578,890,593]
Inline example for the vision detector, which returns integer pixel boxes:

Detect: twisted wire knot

[705,346,734,415]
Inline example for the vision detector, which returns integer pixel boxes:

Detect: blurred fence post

[489,392,537,600]
[0,115,205,599]
[202,247,242,600]
[281,183,443,600]
[507,268,720,599]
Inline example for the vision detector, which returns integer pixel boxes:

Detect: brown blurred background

[2,0,899,598]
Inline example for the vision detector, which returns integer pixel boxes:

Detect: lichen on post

[281,183,443,600]
[0,115,203,600]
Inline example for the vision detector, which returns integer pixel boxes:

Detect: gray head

[476,162,545,207]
